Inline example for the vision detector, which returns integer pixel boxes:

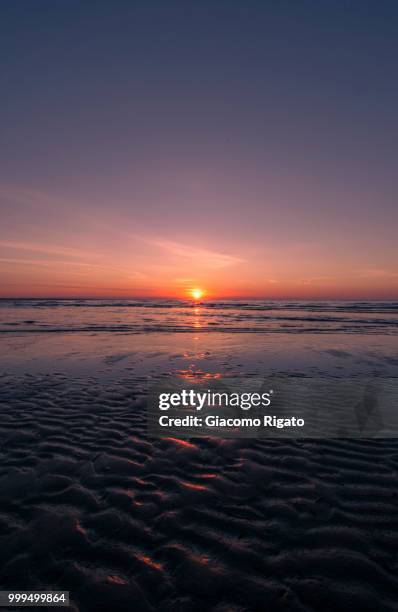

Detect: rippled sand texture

[1,374,398,611]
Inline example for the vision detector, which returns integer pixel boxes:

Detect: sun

[190,288,205,301]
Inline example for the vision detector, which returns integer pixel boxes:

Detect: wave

[1,300,397,334]
[0,324,397,335]
[1,298,398,312]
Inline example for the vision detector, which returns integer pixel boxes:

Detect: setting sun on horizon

[189,288,205,301]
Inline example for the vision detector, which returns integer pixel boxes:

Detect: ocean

[1,298,397,334]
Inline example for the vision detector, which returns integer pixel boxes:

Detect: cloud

[149,239,244,269]
[299,275,337,285]
[0,183,52,207]
[0,256,124,271]
[0,244,147,279]
[0,240,94,260]
[360,268,398,279]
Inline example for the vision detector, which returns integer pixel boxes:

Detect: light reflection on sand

[1,330,397,379]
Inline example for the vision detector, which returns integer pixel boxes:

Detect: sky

[0,0,397,299]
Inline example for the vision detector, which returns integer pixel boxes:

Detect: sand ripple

[0,374,398,611]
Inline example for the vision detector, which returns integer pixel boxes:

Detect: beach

[0,300,397,610]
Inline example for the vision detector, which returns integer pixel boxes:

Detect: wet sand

[0,329,397,611]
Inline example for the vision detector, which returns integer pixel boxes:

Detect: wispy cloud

[0,243,147,280]
[0,183,54,207]
[149,239,244,269]
[360,268,398,279]
[299,275,337,285]
[0,256,118,270]
[0,240,94,260]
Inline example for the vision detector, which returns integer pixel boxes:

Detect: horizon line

[0,296,397,302]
